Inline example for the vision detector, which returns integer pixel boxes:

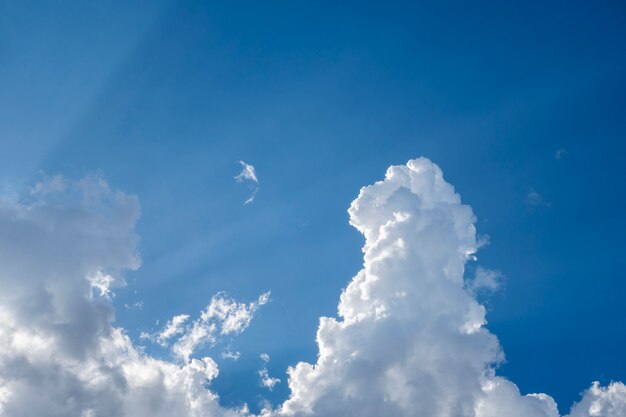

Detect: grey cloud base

[0,160,623,416]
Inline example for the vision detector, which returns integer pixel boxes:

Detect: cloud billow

[0,160,623,417]
[276,158,624,417]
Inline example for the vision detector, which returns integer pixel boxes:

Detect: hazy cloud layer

[0,161,623,417]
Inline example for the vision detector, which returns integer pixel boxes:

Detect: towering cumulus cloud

[0,160,623,417]
[277,158,625,417]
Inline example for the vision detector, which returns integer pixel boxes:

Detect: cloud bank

[0,175,243,417]
[0,160,623,417]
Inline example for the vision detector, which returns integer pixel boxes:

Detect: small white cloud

[141,314,190,345]
[525,189,542,206]
[235,160,260,204]
[279,157,621,417]
[151,314,191,346]
[124,300,144,310]
[259,368,281,391]
[525,189,551,208]
[172,319,217,363]
[203,291,270,336]
[235,160,258,183]
[258,353,280,391]
[466,267,504,294]
[555,148,568,160]
[221,349,241,361]
[88,270,119,300]
[165,291,270,362]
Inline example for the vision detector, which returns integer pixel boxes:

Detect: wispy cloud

[466,267,504,294]
[525,189,542,206]
[141,314,190,346]
[258,353,280,390]
[170,291,269,362]
[525,188,551,209]
[235,160,260,204]
[140,292,269,363]
[221,349,241,361]
[555,148,568,160]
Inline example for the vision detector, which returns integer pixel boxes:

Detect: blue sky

[0,1,625,416]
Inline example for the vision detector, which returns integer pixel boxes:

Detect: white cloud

[140,292,269,362]
[88,270,118,299]
[259,368,281,391]
[568,382,626,417]
[221,350,241,361]
[162,314,191,340]
[555,148,568,160]
[235,160,260,204]
[235,161,258,184]
[258,354,280,391]
[0,162,623,417]
[466,267,504,294]
[274,158,625,417]
[171,292,270,363]
[204,291,270,336]
[140,314,190,346]
[0,175,240,417]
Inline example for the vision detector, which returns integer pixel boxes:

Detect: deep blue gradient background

[1,1,625,413]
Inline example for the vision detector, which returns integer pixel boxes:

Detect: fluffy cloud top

[0,160,623,417]
[141,314,190,346]
[275,158,624,417]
